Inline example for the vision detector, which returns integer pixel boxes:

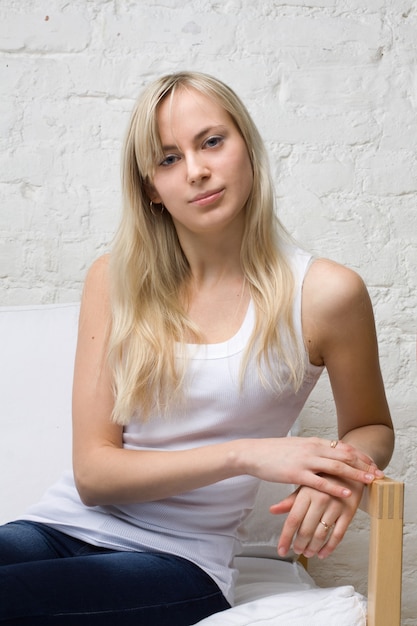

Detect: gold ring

[319,519,330,531]
[330,440,339,448]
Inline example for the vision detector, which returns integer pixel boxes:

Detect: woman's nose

[185,153,210,184]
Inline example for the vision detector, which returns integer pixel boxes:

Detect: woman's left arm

[272,258,394,558]
[308,258,393,465]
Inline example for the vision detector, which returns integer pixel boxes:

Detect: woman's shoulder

[80,254,111,310]
[86,253,110,280]
[304,257,367,315]
[302,258,371,364]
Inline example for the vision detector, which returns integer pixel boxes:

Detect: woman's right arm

[72,256,383,507]
[72,255,249,505]
[72,256,239,505]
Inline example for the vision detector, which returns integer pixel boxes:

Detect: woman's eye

[204,135,223,149]
[160,154,179,167]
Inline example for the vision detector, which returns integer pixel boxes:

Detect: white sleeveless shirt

[23,247,323,604]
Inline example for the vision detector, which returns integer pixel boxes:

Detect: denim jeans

[0,520,230,625]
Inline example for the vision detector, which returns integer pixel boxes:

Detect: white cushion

[0,303,79,523]
[195,557,367,625]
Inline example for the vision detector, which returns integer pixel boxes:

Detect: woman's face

[150,87,254,240]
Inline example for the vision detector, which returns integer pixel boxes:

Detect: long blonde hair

[109,71,307,425]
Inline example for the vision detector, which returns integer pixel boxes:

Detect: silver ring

[319,519,330,531]
[330,440,339,448]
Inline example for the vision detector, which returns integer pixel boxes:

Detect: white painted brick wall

[1,0,416,622]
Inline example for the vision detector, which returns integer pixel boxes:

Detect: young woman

[0,72,393,625]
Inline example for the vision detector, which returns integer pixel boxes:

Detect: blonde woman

[0,72,393,625]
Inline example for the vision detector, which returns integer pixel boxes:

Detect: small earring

[150,200,165,216]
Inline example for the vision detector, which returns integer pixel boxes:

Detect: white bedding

[194,557,367,625]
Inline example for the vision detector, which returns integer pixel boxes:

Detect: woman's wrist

[224,438,257,477]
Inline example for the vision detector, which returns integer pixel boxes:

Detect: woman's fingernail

[342,488,351,496]
[365,473,375,481]
[375,469,385,478]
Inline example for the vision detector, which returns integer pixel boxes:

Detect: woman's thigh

[0,520,105,564]
[0,522,230,625]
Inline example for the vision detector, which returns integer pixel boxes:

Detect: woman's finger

[295,502,341,557]
[316,515,351,559]
[303,462,381,497]
[276,490,314,557]
[323,440,383,475]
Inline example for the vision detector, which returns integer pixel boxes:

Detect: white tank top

[23,247,323,604]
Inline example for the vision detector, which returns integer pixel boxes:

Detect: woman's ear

[145,182,162,205]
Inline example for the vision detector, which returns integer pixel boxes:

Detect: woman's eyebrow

[161,125,227,152]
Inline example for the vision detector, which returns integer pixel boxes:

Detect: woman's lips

[190,188,224,206]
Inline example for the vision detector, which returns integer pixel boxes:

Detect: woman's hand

[270,475,364,559]
[240,436,383,500]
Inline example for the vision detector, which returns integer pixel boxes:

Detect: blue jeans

[0,521,230,625]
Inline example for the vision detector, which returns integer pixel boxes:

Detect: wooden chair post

[362,478,404,626]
